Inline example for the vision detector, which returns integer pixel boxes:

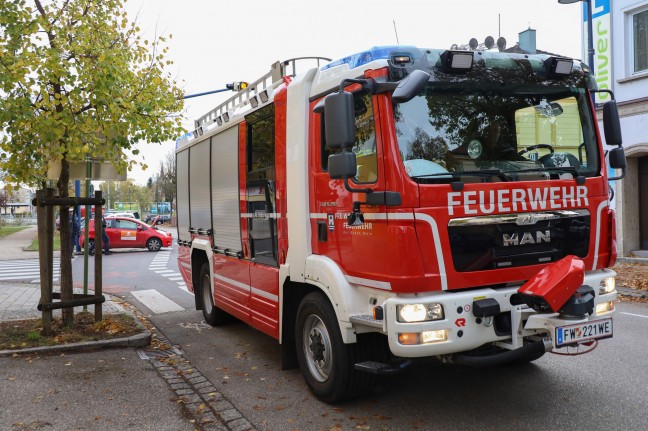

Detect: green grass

[0,225,28,238]
[25,235,61,251]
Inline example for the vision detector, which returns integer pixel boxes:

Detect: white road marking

[148,251,190,294]
[131,289,184,314]
[620,312,648,319]
[0,258,61,283]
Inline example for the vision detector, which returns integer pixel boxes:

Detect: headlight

[397,303,445,323]
[595,301,615,315]
[600,277,615,294]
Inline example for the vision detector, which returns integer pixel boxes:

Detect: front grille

[448,210,590,272]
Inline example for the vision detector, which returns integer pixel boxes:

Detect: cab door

[111,219,143,247]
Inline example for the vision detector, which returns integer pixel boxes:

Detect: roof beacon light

[545,57,573,77]
[440,50,473,72]
[391,54,412,65]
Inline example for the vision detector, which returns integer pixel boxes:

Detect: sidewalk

[0,224,64,260]
[0,225,255,431]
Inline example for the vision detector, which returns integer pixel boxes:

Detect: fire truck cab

[176,46,625,403]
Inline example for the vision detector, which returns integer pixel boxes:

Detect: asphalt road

[149,302,648,431]
[67,240,648,430]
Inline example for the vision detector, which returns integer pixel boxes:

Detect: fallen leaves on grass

[612,262,648,303]
[0,311,141,351]
[613,263,648,291]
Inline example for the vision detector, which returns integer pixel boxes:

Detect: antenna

[393,20,400,44]
[499,13,501,38]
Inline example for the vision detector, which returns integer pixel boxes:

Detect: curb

[138,330,256,431]
[618,287,648,299]
[617,256,648,264]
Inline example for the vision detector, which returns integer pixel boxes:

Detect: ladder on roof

[193,56,332,131]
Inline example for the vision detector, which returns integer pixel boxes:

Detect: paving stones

[140,333,254,431]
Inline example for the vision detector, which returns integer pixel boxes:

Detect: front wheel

[146,237,162,251]
[295,292,375,403]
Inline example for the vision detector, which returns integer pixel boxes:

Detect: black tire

[146,237,163,251]
[295,292,375,403]
[88,239,95,255]
[198,263,230,326]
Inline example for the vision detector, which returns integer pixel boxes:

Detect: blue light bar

[322,46,409,71]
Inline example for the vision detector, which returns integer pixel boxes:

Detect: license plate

[555,318,613,347]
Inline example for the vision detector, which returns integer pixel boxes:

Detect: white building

[599,0,648,256]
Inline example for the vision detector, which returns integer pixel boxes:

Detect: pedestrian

[89,217,111,255]
[69,207,80,253]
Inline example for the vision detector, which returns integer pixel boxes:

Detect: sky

[125,0,585,185]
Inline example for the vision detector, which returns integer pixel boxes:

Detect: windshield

[394,84,599,183]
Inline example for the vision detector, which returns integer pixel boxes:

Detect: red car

[79,216,173,252]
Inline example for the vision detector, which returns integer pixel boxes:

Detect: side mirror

[328,152,357,179]
[608,147,626,181]
[324,91,356,150]
[392,70,430,104]
[603,100,622,147]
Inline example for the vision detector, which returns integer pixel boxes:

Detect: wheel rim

[148,238,161,251]
[201,271,213,315]
[302,314,333,383]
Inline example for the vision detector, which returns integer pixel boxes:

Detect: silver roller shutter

[189,138,211,231]
[211,126,242,253]
[176,149,190,242]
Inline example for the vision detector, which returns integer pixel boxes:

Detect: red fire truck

[176,46,626,402]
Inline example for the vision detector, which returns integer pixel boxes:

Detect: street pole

[585,0,594,74]
[558,0,594,71]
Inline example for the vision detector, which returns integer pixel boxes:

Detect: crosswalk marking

[131,289,184,314]
[0,258,61,282]
[148,251,189,294]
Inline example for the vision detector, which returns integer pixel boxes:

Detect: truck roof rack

[193,56,332,131]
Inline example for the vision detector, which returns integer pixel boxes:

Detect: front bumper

[376,269,616,358]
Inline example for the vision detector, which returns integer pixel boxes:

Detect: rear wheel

[295,292,375,403]
[146,237,162,251]
[199,263,230,326]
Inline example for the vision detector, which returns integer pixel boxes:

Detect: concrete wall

[616,158,641,254]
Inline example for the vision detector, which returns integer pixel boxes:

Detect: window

[352,92,377,183]
[394,84,599,182]
[321,91,377,183]
[118,220,138,230]
[633,9,648,73]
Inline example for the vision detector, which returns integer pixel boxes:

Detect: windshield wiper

[503,166,587,184]
[503,166,580,177]
[411,169,511,182]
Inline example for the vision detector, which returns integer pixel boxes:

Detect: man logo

[516,213,538,225]
[503,230,551,246]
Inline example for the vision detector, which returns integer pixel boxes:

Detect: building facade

[605,0,648,255]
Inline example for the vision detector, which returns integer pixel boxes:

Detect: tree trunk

[58,158,74,326]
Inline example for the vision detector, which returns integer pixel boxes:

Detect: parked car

[107,211,140,220]
[145,213,171,224]
[79,216,172,252]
